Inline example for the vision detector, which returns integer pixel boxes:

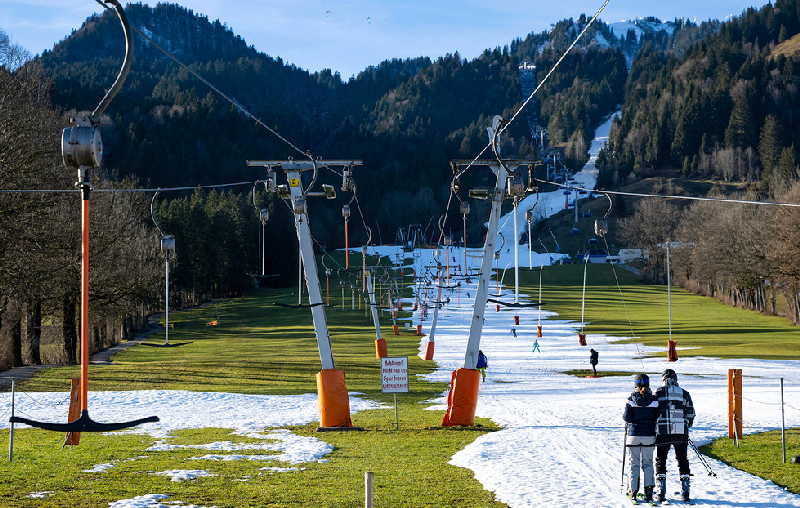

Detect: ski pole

[621,425,628,493]
[688,439,717,477]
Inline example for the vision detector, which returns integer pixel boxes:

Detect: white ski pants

[627,435,656,491]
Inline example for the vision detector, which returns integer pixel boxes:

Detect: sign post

[381,357,408,430]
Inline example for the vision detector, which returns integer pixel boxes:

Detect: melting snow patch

[84,462,116,473]
[150,429,332,464]
[27,491,54,499]
[108,493,217,508]
[259,466,303,473]
[154,470,214,482]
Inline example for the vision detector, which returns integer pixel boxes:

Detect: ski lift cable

[451,0,611,184]
[0,180,256,194]
[534,177,800,209]
[600,234,646,370]
[91,0,132,120]
[93,0,312,163]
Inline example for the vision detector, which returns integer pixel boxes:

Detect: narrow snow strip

[153,470,214,482]
[84,463,116,473]
[260,466,303,473]
[189,454,278,462]
[0,391,379,438]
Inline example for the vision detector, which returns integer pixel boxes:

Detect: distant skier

[589,348,599,376]
[655,369,695,503]
[511,327,518,338]
[477,350,488,381]
[532,339,541,353]
[623,374,659,504]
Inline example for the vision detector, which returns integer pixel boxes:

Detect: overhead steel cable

[534,177,800,208]
[0,180,257,194]
[93,0,312,163]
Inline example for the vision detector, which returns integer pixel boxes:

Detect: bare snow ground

[415,280,800,508]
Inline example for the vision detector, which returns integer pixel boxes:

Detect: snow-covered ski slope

[494,112,618,267]
[416,279,800,508]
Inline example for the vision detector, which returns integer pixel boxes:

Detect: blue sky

[1,1,771,78]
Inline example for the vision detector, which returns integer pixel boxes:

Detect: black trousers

[655,434,690,476]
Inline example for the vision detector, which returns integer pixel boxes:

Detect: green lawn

[702,429,800,495]
[521,264,800,360]
[2,287,503,507]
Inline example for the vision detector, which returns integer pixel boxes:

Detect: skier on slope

[589,348,599,376]
[623,374,660,503]
[655,369,696,503]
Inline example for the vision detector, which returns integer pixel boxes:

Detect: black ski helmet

[633,373,650,387]
[662,368,678,382]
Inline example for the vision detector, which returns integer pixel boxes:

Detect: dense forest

[600,0,800,195]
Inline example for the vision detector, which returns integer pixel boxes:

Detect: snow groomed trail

[414,280,800,508]
[394,115,800,507]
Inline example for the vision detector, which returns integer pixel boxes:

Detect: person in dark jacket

[589,349,599,376]
[623,373,660,502]
[655,369,696,503]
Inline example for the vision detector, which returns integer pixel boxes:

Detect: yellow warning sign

[289,177,300,187]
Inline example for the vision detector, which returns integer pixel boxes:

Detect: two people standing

[623,369,695,503]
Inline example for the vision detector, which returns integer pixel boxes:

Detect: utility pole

[247,159,362,429]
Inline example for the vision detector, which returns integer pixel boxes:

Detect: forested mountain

[31,3,697,255]
[600,0,800,195]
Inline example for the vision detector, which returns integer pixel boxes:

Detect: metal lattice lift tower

[247,159,362,430]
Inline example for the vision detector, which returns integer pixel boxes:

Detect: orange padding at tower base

[424,340,435,360]
[375,338,388,358]
[441,368,481,427]
[667,339,678,362]
[316,369,353,428]
[578,333,587,346]
[392,325,399,336]
[416,325,423,336]
[537,325,543,338]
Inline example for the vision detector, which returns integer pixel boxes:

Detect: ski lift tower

[247,159,362,430]
[443,137,538,426]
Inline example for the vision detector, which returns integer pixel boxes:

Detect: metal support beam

[366,270,382,341]
[286,168,335,370]
[463,163,507,369]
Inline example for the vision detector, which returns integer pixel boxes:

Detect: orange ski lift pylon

[10,0,159,433]
[140,192,191,348]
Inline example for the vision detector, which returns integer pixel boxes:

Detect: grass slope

[702,429,800,495]
[519,264,800,360]
[2,287,503,507]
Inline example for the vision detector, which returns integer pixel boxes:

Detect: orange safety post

[392,324,399,336]
[64,378,82,446]
[316,369,353,429]
[578,333,587,346]
[728,369,743,440]
[374,338,388,359]
[416,325,423,336]
[536,325,543,338]
[496,304,500,312]
[514,315,520,326]
[424,340,435,360]
[441,369,481,426]
[667,339,678,362]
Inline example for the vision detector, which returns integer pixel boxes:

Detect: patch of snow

[84,462,117,473]
[259,466,304,473]
[153,470,214,482]
[149,429,332,464]
[27,491,54,499]
[108,493,216,508]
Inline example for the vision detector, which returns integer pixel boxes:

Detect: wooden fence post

[728,369,743,442]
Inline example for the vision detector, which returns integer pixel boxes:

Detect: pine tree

[774,146,799,192]
[725,86,756,148]
[759,115,782,178]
